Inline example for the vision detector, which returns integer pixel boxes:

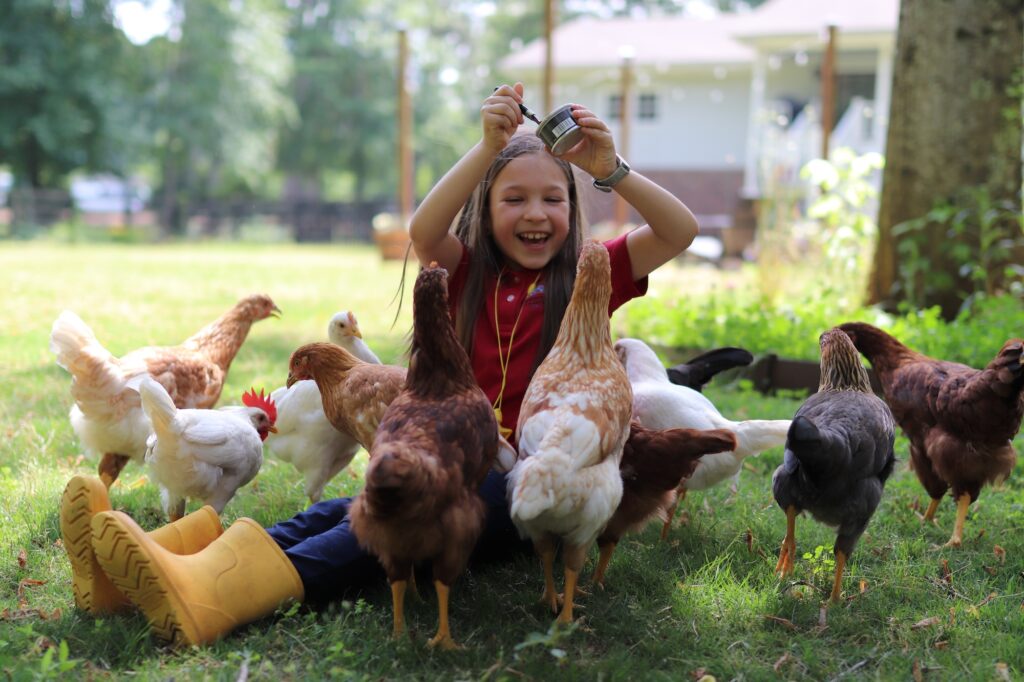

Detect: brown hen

[839,322,1023,547]
[286,343,406,450]
[50,295,280,487]
[593,421,737,587]
[349,262,498,650]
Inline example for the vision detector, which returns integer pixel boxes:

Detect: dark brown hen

[839,321,1023,547]
[350,263,498,650]
[772,328,896,604]
[593,421,737,587]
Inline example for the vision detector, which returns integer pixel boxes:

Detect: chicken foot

[943,493,971,548]
[557,543,588,625]
[98,453,131,488]
[774,505,797,577]
[427,581,463,651]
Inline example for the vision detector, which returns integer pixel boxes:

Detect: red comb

[242,387,277,424]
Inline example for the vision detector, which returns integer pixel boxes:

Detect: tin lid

[536,104,584,155]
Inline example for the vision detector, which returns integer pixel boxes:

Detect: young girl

[60,83,699,647]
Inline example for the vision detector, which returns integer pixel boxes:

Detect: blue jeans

[266,469,530,602]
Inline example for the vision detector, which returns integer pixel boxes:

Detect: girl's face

[488,153,571,271]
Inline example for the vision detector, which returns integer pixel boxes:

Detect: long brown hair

[452,134,585,370]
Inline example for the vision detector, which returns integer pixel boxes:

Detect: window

[608,94,622,120]
[638,93,657,120]
[607,93,658,121]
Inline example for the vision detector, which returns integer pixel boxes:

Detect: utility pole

[615,53,633,228]
[543,0,555,113]
[820,24,837,159]
[397,28,413,227]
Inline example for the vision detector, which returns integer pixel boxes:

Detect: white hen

[266,311,382,503]
[615,338,791,533]
[509,241,632,625]
[139,377,274,520]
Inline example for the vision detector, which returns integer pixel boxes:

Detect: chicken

[593,422,737,587]
[349,262,498,651]
[329,310,381,364]
[839,321,1023,547]
[508,241,632,625]
[266,311,382,503]
[286,343,406,451]
[666,346,753,391]
[615,337,791,538]
[772,328,896,604]
[139,377,276,520]
[49,295,280,487]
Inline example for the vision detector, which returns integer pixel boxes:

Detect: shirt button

[507,294,515,302]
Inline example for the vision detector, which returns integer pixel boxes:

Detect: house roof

[732,0,898,41]
[502,0,898,70]
[502,15,755,70]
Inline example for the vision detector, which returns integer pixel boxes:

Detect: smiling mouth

[518,232,549,245]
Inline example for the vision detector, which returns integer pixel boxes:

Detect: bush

[621,292,1022,368]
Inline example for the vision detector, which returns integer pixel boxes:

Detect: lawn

[1,242,1021,680]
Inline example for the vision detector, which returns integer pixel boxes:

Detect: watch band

[593,155,631,193]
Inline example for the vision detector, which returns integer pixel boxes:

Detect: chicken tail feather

[729,419,791,458]
[50,311,116,375]
[138,377,178,436]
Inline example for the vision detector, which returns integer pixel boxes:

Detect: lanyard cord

[492,267,542,437]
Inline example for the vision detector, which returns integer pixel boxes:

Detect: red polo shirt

[447,233,647,442]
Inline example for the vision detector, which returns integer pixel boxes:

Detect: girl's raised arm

[409,83,528,272]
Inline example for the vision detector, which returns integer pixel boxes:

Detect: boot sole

[60,477,127,613]
[91,512,197,646]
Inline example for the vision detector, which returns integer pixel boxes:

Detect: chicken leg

[427,581,462,650]
[923,498,940,522]
[660,488,687,540]
[943,493,971,548]
[775,505,798,577]
[536,536,559,614]
[98,453,131,488]
[829,549,847,603]
[557,543,588,625]
[592,542,616,588]
[390,580,407,639]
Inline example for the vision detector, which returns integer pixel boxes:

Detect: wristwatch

[593,155,631,193]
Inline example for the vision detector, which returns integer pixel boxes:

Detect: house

[502,0,898,253]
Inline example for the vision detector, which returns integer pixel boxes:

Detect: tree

[145,0,294,233]
[869,0,1023,316]
[0,0,137,191]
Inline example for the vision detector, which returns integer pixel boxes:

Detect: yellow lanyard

[492,268,541,439]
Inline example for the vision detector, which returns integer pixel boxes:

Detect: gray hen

[772,328,896,603]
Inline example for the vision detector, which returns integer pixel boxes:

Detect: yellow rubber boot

[91,511,304,647]
[60,475,223,615]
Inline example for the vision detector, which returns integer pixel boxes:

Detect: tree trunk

[868,0,1023,317]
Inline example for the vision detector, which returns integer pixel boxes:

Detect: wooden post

[543,0,555,113]
[397,29,413,227]
[820,24,837,160]
[615,55,633,228]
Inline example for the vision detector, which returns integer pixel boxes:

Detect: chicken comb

[242,387,277,424]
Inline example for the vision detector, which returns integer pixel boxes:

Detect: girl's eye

[503,196,523,204]
[545,196,565,203]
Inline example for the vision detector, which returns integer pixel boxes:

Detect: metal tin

[536,104,584,155]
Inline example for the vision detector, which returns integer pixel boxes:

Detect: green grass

[1,242,1022,680]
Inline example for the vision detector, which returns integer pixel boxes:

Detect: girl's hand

[481,83,526,153]
[555,105,619,180]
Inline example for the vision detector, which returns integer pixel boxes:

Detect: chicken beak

[268,425,278,434]
[270,305,282,318]
[285,372,297,388]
